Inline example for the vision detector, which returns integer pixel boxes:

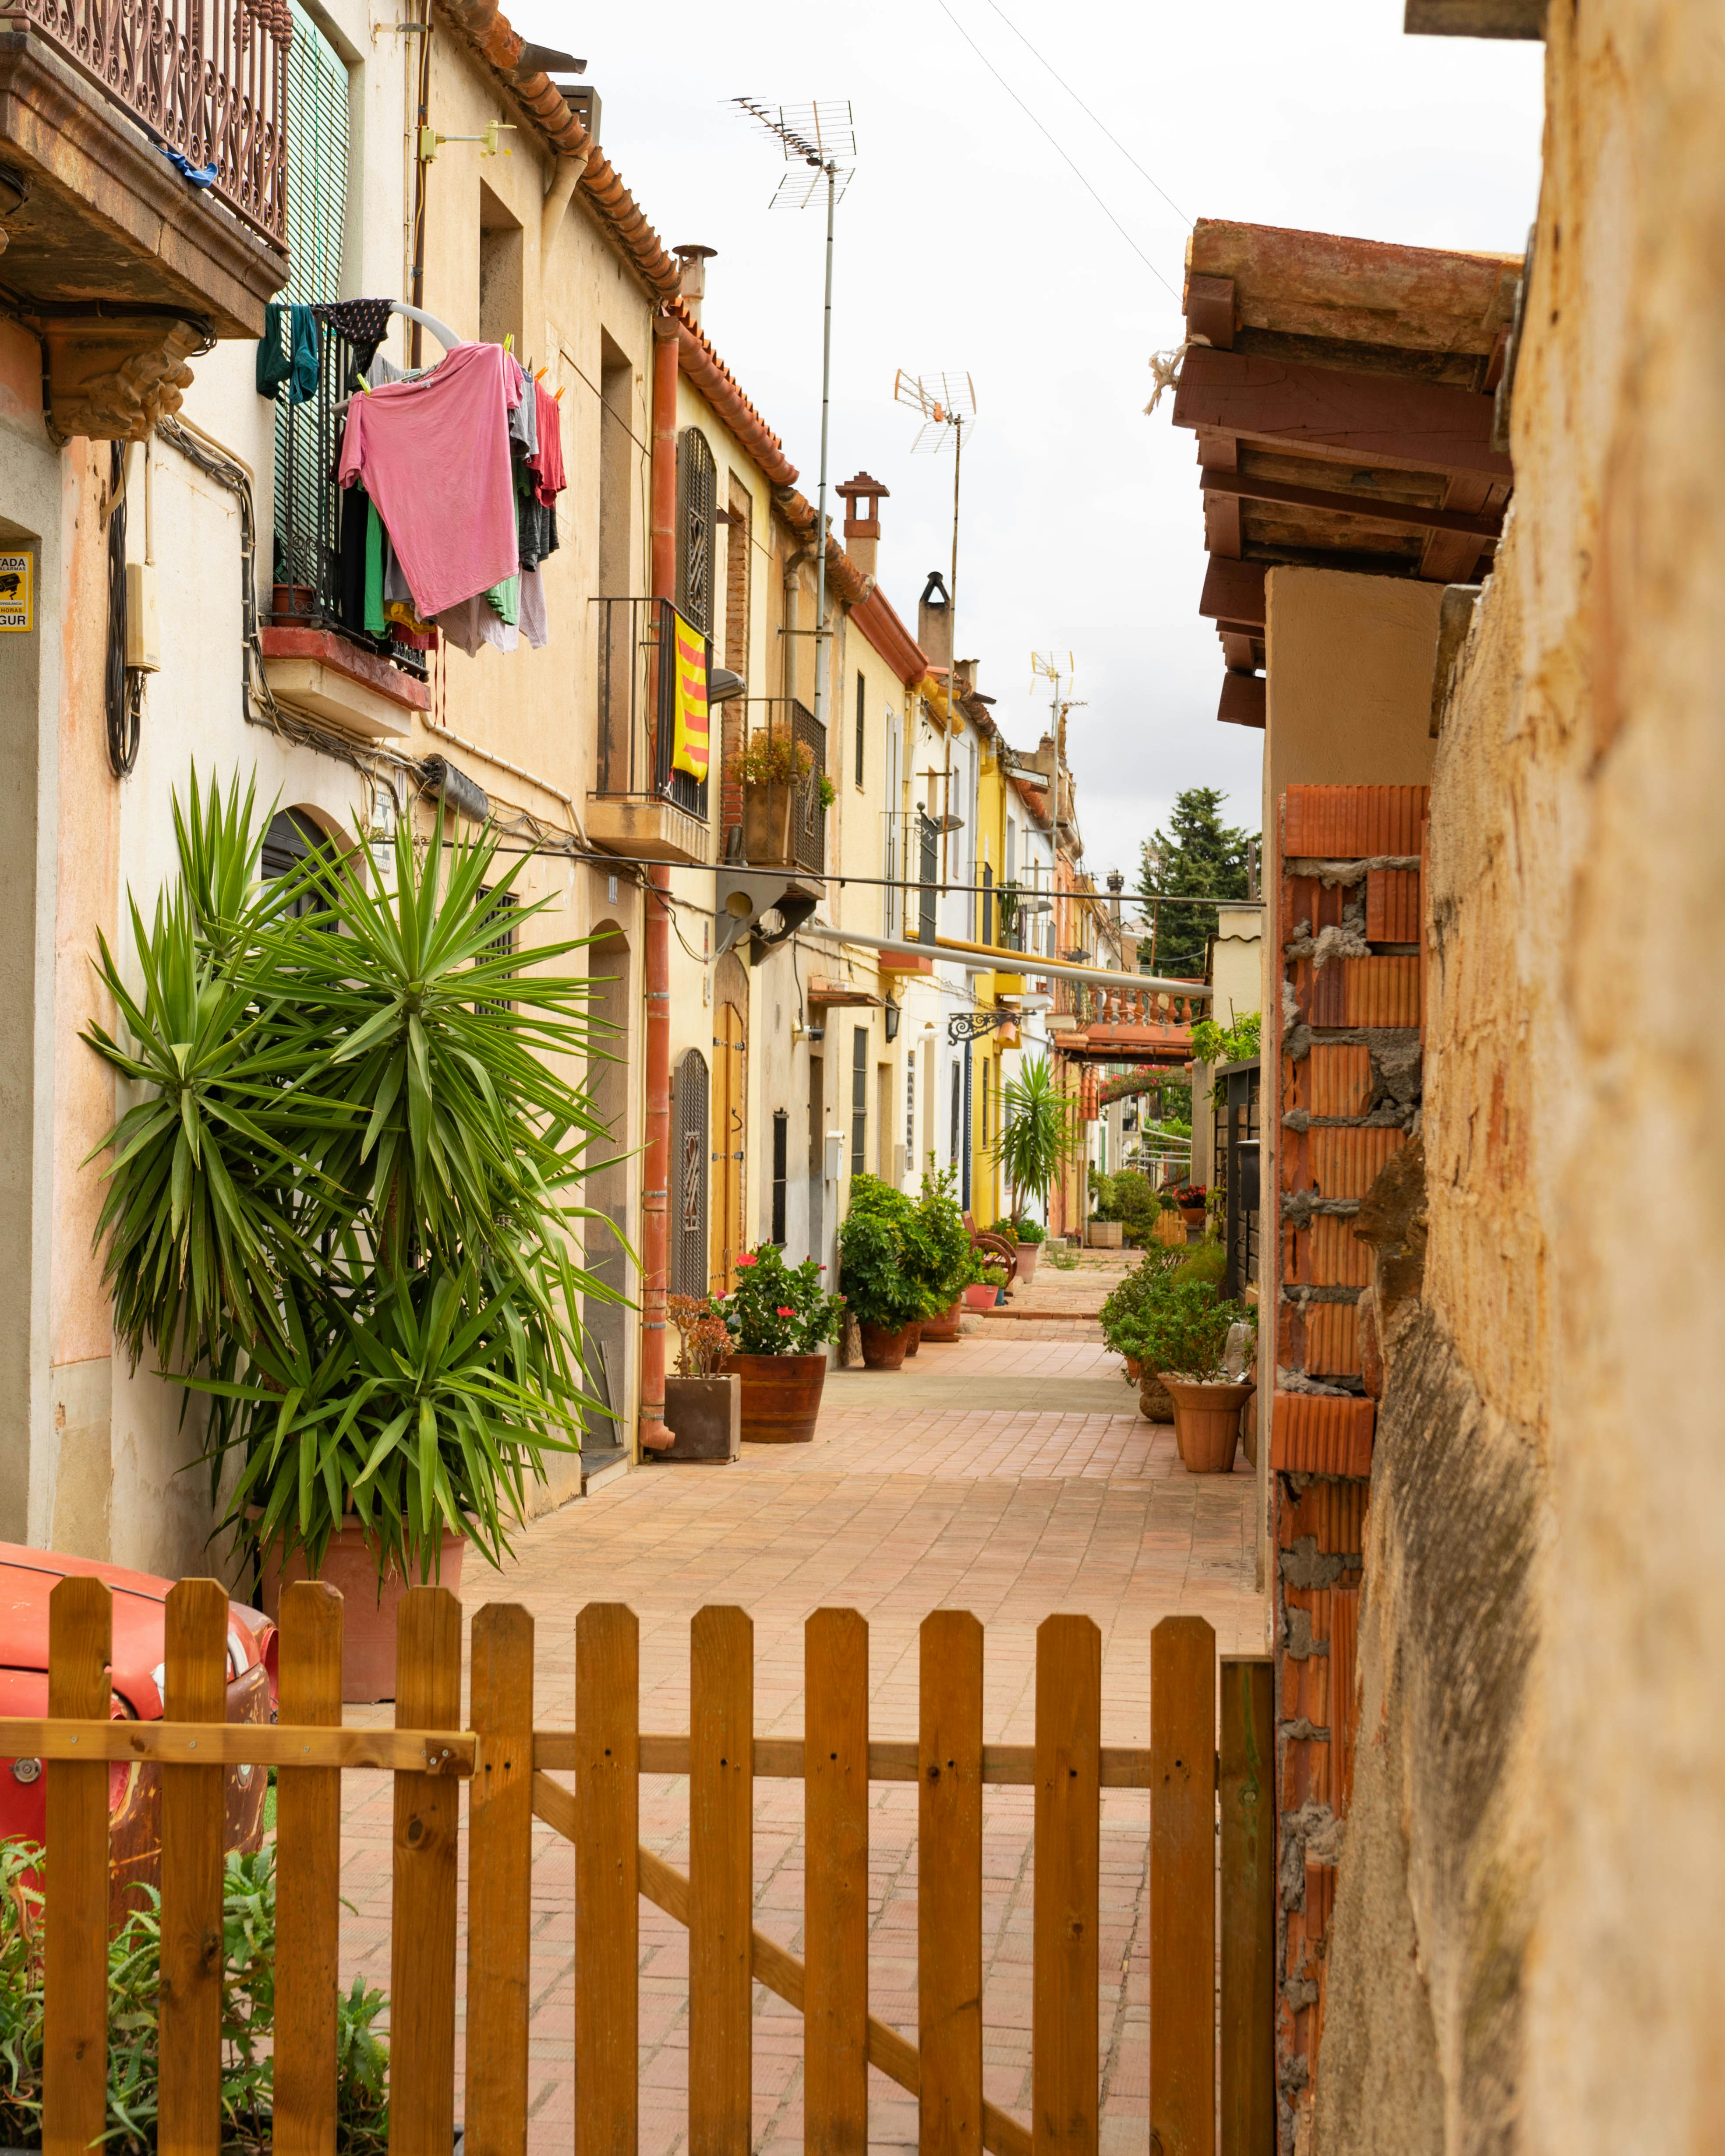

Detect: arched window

[676,428,717,634]
[261,808,340,921]
[672,1048,711,1299]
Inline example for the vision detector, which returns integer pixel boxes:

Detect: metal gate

[671,1048,709,1300]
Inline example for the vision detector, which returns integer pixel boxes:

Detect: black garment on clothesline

[311,299,396,376]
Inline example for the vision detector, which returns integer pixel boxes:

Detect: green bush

[1098,1249,1187,1357]
[906,1167,973,1315]
[0,1842,388,2155]
[838,1175,927,1330]
[1131,1276,1257,1382]
[1009,1217,1047,1244]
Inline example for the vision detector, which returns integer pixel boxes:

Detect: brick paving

[335,1328,1266,2152]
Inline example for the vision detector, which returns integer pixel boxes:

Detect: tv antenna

[1031,651,1085,867]
[733,98,857,759]
[894,371,977,885]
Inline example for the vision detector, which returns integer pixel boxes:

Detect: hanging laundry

[435,593,519,657]
[519,566,548,650]
[257,303,320,404]
[364,500,386,638]
[516,487,558,572]
[483,575,520,628]
[336,482,371,633]
[527,377,565,505]
[507,357,538,455]
[311,299,396,375]
[337,342,522,618]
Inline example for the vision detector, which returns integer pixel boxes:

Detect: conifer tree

[1136,787,1255,976]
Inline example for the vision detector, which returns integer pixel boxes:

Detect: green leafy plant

[721,1244,845,1355]
[908,1166,973,1314]
[967,1251,1009,1291]
[668,1295,732,1376]
[82,768,612,1585]
[1046,1241,1080,1272]
[1190,1008,1262,1070]
[0,1843,389,2155]
[993,1055,1083,1221]
[816,774,838,812]
[1133,1276,1257,1383]
[1010,1217,1046,1245]
[837,1175,927,1330]
[738,734,814,787]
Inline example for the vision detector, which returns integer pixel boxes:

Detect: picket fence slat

[1032,1615,1101,2156]
[919,1609,983,2156]
[159,1580,229,2156]
[690,1605,753,2155]
[43,1576,110,2156]
[576,1601,639,2156]
[1151,1617,1218,2156]
[806,1606,870,2156]
[391,1587,462,2156]
[275,1581,344,2156]
[467,1603,535,2156]
[1220,1656,1276,2156]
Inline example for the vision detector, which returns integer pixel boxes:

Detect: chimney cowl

[673,243,717,325]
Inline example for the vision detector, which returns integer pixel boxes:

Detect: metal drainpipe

[637,314,681,1457]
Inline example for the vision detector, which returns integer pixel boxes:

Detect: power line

[933,0,1185,305]
[979,0,1193,230]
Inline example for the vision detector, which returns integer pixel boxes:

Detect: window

[851,1026,868,1178]
[261,808,339,922]
[949,1060,961,1168]
[671,1050,710,1297]
[771,1109,788,1245]
[854,669,866,789]
[905,1052,916,1160]
[982,1061,990,1147]
[982,862,994,946]
[475,886,518,1013]
[676,428,717,633]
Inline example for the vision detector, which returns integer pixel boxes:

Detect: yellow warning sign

[0,554,31,633]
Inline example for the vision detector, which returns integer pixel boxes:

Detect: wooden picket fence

[7,1579,1275,2156]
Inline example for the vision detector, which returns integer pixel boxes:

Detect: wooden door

[710,994,746,1292]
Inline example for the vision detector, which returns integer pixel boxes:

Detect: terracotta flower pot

[270,581,317,621]
[259,1522,467,1704]
[742,783,796,867]
[903,1323,922,1357]
[962,1283,999,1312]
[1160,1376,1255,1474]
[1124,1355,1143,1382]
[661,1373,742,1463]
[1014,1242,1041,1282]
[1138,1373,1176,1424]
[919,1299,963,1343]
[722,1351,827,1443]
[859,1320,916,1370]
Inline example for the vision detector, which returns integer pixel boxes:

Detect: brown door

[711,989,747,1292]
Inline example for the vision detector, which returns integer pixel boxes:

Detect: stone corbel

[40,313,211,444]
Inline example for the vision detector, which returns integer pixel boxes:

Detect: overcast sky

[513,0,1545,887]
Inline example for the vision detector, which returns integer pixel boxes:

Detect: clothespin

[534,366,547,381]
[503,332,514,353]
[555,385,565,401]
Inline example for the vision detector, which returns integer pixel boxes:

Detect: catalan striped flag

[671,610,709,781]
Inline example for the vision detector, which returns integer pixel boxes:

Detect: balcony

[735,698,827,880]
[588,597,712,867]
[0,0,287,437]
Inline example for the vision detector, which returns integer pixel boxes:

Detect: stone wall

[1314,4,1725,2151]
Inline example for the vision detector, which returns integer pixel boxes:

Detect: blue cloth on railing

[256,303,321,405]
[157,145,218,189]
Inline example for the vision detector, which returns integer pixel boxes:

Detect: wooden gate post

[390,1586,463,2156]
[467,1603,535,2156]
[806,1606,869,2156]
[919,1609,983,2156]
[690,1605,753,2155]
[1220,1656,1275,2156]
[276,1580,344,2156]
[1150,1615,1217,2156]
[43,1576,110,2156]
[1032,1613,1100,2156]
[160,1577,230,2156]
[576,1602,639,2156]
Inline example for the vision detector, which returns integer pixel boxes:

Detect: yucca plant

[993,1054,1083,1223]
[83,768,620,1583]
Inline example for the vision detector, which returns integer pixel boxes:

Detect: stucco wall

[1315,5,1725,2152]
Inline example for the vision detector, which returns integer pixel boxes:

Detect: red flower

[736,1253,758,1268]
[776,1306,795,1317]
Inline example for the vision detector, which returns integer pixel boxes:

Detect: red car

[0,1542,276,1917]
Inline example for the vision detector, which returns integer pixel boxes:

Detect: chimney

[673,243,717,327]
[918,570,951,670]
[953,658,979,700]
[834,471,887,579]
[1105,869,1124,933]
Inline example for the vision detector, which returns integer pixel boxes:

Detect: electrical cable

[978,0,1192,229]
[933,0,1184,305]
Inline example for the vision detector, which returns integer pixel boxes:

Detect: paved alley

[338,1299,1266,2152]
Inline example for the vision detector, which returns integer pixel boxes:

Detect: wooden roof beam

[1199,467,1504,540]
[1173,346,1511,480]
[1185,273,1235,350]
[1218,671,1266,729]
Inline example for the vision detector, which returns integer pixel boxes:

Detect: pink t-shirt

[337,342,521,618]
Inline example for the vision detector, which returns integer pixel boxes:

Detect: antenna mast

[894,370,977,884]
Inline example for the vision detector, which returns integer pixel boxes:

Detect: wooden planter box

[661,1374,741,1463]
[1087,1221,1123,1249]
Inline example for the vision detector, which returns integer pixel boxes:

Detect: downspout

[541,147,591,262]
[637,312,681,1457]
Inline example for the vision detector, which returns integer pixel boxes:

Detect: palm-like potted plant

[717,1244,846,1440]
[83,770,606,1699]
[663,1296,741,1463]
[993,1056,1082,1276]
[1135,1277,1257,1473]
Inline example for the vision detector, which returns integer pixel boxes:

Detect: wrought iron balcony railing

[592,597,710,823]
[5,0,289,242]
[734,697,825,877]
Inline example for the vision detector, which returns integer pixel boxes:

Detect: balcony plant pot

[742,783,796,868]
[722,1351,827,1444]
[1137,1373,1176,1424]
[903,1322,922,1357]
[1014,1242,1041,1283]
[270,582,318,621]
[1160,1376,1255,1474]
[661,1373,742,1463]
[859,1320,916,1371]
[962,1283,999,1313]
[1087,1220,1123,1249]
[259,1522,467,1705]
[920,1299,963,1343]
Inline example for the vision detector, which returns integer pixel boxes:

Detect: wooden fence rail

[15,1579,1274,2156]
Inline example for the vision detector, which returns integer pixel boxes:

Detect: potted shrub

[838,1173,927,1369]
[740,732,815,866]
[85,774,597,1702]
[661,1295,741,1463]
[1136,1277,1258,1473]
[1174,1181,1209,1231]
[962,1251,1010,1312]
[1099,1248,1187,1422]
[903,1164,972,1342]
[717,1243,846,1441]
[1009,1216,1046,1282]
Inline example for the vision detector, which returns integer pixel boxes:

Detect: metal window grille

[1216,1059,1262,1301]
[475,887,518,1014]
[851,1027,868,1178]
[905,1051,916,1160]
[771,1109,789,1246]
[592,597,710,820]
[672,1050,710,1299]
[261,809,339,922]
[854,671,866,789]
[917,812,938,944]
[961,1044,973,1210]
[675,429,716,635]
[791,698,827,876]
[982,863,994,946]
